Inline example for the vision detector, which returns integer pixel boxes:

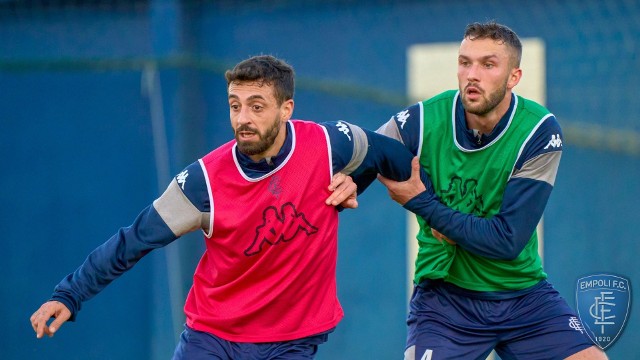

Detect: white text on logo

[177,170,189,190]
[590,292,616,334]
[336,121,352,141]
[395,110,410,129]
[544,134,563,149]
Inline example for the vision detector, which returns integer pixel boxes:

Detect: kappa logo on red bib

[244,202,318,256]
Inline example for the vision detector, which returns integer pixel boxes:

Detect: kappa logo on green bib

[440,176,487,216]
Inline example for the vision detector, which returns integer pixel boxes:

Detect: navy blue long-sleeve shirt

[51,120,415,320]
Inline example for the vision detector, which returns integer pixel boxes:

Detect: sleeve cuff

[50,292,80,322]
[403,190,433,214]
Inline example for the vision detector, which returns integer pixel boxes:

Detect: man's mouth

[238,131,257,140]
[465,85,482,99]
[236,126,258,140]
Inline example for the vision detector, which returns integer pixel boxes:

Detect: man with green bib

[374,21,607,360]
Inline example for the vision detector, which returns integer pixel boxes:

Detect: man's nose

[237,106,252,124]
[467,63,481,82]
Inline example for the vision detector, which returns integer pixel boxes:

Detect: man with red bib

[30,55,419,359]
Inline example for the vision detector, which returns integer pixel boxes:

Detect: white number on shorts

[421,349,433,360]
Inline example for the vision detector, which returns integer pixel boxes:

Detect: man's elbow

[496,234,529,261]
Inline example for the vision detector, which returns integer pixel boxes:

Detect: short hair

[463,21,522,68]
[224,55,295,105]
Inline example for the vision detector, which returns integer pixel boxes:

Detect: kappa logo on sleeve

[543,133,563,149]
[395,109,410,129]
[176,170,189,190]
[335,121,352,141]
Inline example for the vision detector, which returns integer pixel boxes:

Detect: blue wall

[2,1,638,359]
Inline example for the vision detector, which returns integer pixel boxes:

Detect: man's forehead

[228,81,276,98]
[459,37,510,58]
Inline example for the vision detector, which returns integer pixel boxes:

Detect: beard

[461,78,508,116]
[235,116,282,156]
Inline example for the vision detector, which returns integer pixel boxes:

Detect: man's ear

[508,67,522,90]
[281,99,294,121]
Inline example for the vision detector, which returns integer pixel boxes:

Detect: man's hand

[377,157,426,205]
[326,172,358,209]
[431,228,456,245]
[30,301,71,339]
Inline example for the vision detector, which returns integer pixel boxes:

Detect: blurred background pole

[147,0,207,357]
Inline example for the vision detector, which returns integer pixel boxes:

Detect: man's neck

[247,122,289,163]
[465,93,512,136]
[466,113,500,136]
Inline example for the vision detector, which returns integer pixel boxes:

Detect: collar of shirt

[235,121,293,179]
[454,94,515,149]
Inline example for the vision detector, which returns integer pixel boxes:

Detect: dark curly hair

[225,55,295,105]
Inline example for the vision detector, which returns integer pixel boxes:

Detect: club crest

[576,273,631,350]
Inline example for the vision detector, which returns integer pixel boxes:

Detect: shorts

[404,280,595,360]
[173,325,332,360]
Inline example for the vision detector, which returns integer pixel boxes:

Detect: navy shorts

[404,280,595,360]
[172,325,331,360]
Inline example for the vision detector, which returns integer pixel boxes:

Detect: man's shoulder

[516,95,553,119]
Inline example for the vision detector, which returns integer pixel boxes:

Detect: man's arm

[30,162,208,338]
[322,120,416,192]
[341,103,422,194]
